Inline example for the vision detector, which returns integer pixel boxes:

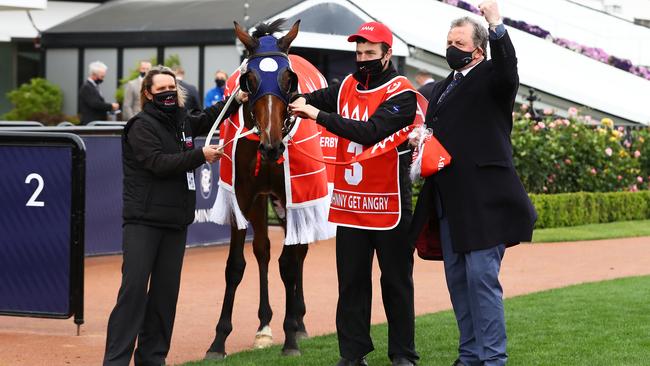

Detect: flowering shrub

[440,0,650,81]
[511,106,649,194]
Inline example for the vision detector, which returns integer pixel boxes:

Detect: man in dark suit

[79,61,119,125]
[173,66,202,113]
[409,1,536,365]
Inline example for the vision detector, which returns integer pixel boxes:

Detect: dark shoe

[336,357,368,366]
[392,356,416,366]
[452,359,466,366]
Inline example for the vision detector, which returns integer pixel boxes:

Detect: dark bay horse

[205,19,312,359]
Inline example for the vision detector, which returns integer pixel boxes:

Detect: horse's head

[234,19,300,162]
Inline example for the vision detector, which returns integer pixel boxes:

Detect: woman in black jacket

[103,66,244,366]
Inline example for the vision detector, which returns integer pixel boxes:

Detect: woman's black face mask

[215,79,226,88]
[152,90,178,113]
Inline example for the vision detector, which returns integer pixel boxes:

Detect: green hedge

[530,191,650,229]
[270,190,650,230]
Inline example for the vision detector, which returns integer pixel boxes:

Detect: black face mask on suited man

[445,46,477,70]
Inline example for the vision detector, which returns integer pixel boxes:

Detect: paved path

[1,229,648,365]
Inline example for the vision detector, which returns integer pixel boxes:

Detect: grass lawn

[183,275,650,366]
[532,219,650,243]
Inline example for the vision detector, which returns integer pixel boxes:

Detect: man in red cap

[290,21,419,366]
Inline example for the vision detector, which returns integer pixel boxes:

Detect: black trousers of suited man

[103,224,187,366]
[335,211,419,363]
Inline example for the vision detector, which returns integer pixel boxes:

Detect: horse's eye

[239,72,259,94]
[282,70,298,94]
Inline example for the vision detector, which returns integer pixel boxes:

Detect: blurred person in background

[79,61,119,124]
[172,66,201,113]
[123,60,152,120]
[204,70,228,106]
[414,69,435,99]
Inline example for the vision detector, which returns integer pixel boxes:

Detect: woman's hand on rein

[236,91,249,104]
[203,145,224,163]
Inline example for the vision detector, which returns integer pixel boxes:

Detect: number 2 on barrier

[344,142,363,186]
[25,173,45,207]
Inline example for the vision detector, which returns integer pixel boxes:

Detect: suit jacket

[179,80,201,112]
[409,32,536,254]
[123,77,142,120]
[417,81,436,101]
[79,80,112,124]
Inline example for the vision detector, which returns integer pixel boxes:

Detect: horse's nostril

[278,143,285,154]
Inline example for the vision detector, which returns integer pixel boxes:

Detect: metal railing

[0,121,44,127]
[0,121,221,137]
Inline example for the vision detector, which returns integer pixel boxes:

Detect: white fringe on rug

[209,182,248,230]
[285,196,335,245]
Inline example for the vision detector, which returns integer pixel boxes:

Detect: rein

[287,123,417,166]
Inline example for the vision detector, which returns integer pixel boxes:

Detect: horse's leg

[250,195,274,349]
[269,197,308,341]
[295,244,309,340]
[279,243,303,356]
[205,225,247,360]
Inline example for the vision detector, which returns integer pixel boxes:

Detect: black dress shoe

[392,356,416,366]
[451,359,466,366]
[336,357,368,366]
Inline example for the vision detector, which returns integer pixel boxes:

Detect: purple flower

[457,0,481,14]
[609,55,634,72]
[504,17,551,39]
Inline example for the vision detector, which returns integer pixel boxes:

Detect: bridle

[238,49,299,139]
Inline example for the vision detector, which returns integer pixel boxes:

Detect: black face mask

[95,78,104,85]
[215,79,226,88]
[446,46,476,70]
[152,90,178,113]
[139,71,146,78]
[356,57,386,78]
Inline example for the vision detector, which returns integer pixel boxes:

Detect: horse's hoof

[204,351,226,360]
[296,330,309,341]
[282,348,301,357]
[253,325,273,349]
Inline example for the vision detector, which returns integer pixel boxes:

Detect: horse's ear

[234,21,258,52]
[277,20,300,53]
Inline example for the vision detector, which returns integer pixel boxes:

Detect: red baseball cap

[347,21,393,48]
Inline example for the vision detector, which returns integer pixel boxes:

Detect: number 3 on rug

[345,142,363,186]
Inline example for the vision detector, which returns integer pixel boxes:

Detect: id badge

[186,171,196,191]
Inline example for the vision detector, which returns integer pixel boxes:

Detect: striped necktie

[437,72,463,104]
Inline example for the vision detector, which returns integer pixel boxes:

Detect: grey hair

[450,17,488,53]
[88,61,108,76]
